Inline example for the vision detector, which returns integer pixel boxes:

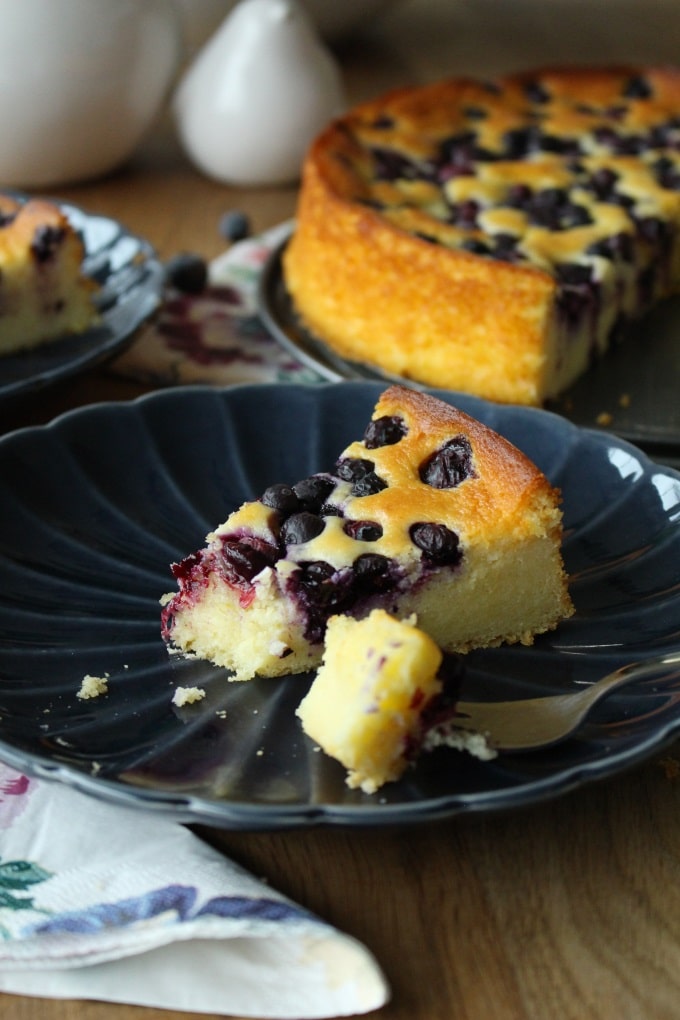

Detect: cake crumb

[595,411,614,427]
[172,686,206,707]
[423,725,498,761]
[618,392,631,409]
[77,673,109,700]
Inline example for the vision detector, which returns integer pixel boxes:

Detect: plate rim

[0,193,163,401]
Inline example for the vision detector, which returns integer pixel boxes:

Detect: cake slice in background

[0,195,99,356]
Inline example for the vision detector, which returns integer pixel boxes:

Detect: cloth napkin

[0,764,389,1016]
[111,221,323,389]
[0,229,390,1016]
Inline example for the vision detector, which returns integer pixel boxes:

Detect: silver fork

[452,651,680,752]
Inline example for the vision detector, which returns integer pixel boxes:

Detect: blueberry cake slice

[284,66,680,405]
[0,194,99,356]
[297,609,485,794]
[161,385,573,681]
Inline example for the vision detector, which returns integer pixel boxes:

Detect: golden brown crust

[284,66,680,405]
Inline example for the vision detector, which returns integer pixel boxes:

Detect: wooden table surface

[4,3,680,1019]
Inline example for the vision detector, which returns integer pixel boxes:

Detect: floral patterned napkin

[111,221,323,389]
[0,763,388,1016]
[0,228,388,1014]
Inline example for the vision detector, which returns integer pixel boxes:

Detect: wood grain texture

[3,2,680,1018]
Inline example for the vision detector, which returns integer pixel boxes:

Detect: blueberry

[363,415,407,449]
[351,471,388,497]
[371,147,421,181]
[409,523,461,565]
[344,520,383,542]
[352,553,395,592]
[371,114,394,129]
[335,458,375,483]
[280,512,325,547]
[505,184,533,210]
[460,238,490,255]
[586,232,634,261]
[502,126,539,159]
[420,436,475,489]
[449,199,480,228]
[261,483,301,515]
[165,252,208,294]
[31,225,65,263]
[622,75,652,99]
[219,210,251,242]
[463,105,488,120]
[293,474,336,511]
[524,80,550,104]
[555,263,593,286]
[587,167,620,200]
[653,156,680,191]
[220,538,276,583]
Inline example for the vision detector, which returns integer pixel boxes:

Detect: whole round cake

[283,66,680,405]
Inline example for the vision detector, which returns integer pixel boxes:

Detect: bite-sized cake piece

[297,610,445,793]
[161,385,573,680]
[297,610,494,793]
[0,195,99,355]
[284,66,680,405]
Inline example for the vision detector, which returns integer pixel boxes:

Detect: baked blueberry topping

[461,238,490,255]
[293,474,336,511]
[219,537,278,584]
[586,232,634,261]
[336,457,388,496]
[524,79,550,104]
[463,105,488,120]
[363,414,407,448]
[344,520,383,541]
[449,199,480,228]
[280,512,325,547]
[587,167,620,200]
[528,189,592,230]
[420,436,475,488]
[336,457,374,483]
[261,483,301,515]
[653,156,680,190]
[555,262,593,286]
[491,233,521,262]
[31,225,65,263]
[372,147,422,181]
[409,522,462,565]
[623,75,652,99]
[352,552,395,591]
[351,471,388,497]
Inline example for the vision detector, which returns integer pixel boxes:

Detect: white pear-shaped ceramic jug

[174,0,346,186]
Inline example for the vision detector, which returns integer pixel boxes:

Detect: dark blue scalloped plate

[1,382,680,830]
[0,196,163,400]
